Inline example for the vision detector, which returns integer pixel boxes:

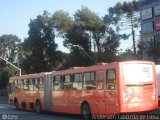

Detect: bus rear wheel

[81,103,91,120]
[36,101,41,114]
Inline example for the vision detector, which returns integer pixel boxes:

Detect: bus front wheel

[81,103,91,120]
[36,101,41,114]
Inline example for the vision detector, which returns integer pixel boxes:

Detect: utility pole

[131,15,136,55]
[0,57,21,76]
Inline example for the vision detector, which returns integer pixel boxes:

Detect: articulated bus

[8,61,158,120]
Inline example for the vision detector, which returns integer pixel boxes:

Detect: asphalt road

[0,96,81,120]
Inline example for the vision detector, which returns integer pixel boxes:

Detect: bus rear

[119,61,158,113]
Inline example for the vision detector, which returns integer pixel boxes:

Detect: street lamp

[0,57,21,76]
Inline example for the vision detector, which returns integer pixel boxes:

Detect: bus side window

[53,76,63,91]
[18,80,21,89]
[23,79,29,90]
[34,78,39,91]
[13,80,19,91]
[106,69,116,90]
[83,72,96,90]
[39,78,44,90]
[73,73,82,90]
[9,80,14,93]
[29,79,34,91]
[63,74,72,90]
[98,73,104,90]
[21,79,24,89]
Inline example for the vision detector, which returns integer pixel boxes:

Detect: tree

[118,48,141,61]
[64,24,93,66]
[51,10,74,37]
[108,0,140,54]
[102,6,130,63]
[137,36,159,62]
[0,34,22,89]
[52,10,93,67]
[23,11,62,73]
[52,7,127,64]
[101,28,121,62]
[0,34,21,63]
[74,6,106,62]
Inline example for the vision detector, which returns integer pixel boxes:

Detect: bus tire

[36,101,41,114]
[14,99,19,110]
[81,103,91,120]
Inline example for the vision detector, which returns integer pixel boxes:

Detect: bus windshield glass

[122,64,153,84]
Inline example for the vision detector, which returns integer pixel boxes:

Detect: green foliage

[74,6,104,31]
[52,10,73,36]
[75,6,106,52]
[52,9,94,66]
[0,34,21,63]
[23,11,63,73]
[51,6,127,64]
[64,24,93,66]
[108,0,140,54]
[118,48,141,61]
[0,34,21,89]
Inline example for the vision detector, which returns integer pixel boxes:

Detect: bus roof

[9,60,154,80]
[9,72,48,80]
[52,60,155,75]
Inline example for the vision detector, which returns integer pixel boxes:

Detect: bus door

[44,73,52,112]
[97,71,105,114]
[105,68,118,114]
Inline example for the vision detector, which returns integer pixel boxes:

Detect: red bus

[8,61,158,120]
[8,72,46,111]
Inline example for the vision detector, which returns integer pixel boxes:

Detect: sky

[0,0,135,53]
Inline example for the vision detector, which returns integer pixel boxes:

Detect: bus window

[13,80,20,91]
[73,73,82,90]
[53,76,63,91]
[98,73,104,90]
[34,78,39,91]
[83,72,96,90]
[63,74,72,90]
[9,80,16,93]
[17,80,21,89]
[29,79,34,91]
[23,79,29,90]
[106,69,116,90]
[39,78,44,90]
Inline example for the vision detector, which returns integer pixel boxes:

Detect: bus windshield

[122,63,153,84]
